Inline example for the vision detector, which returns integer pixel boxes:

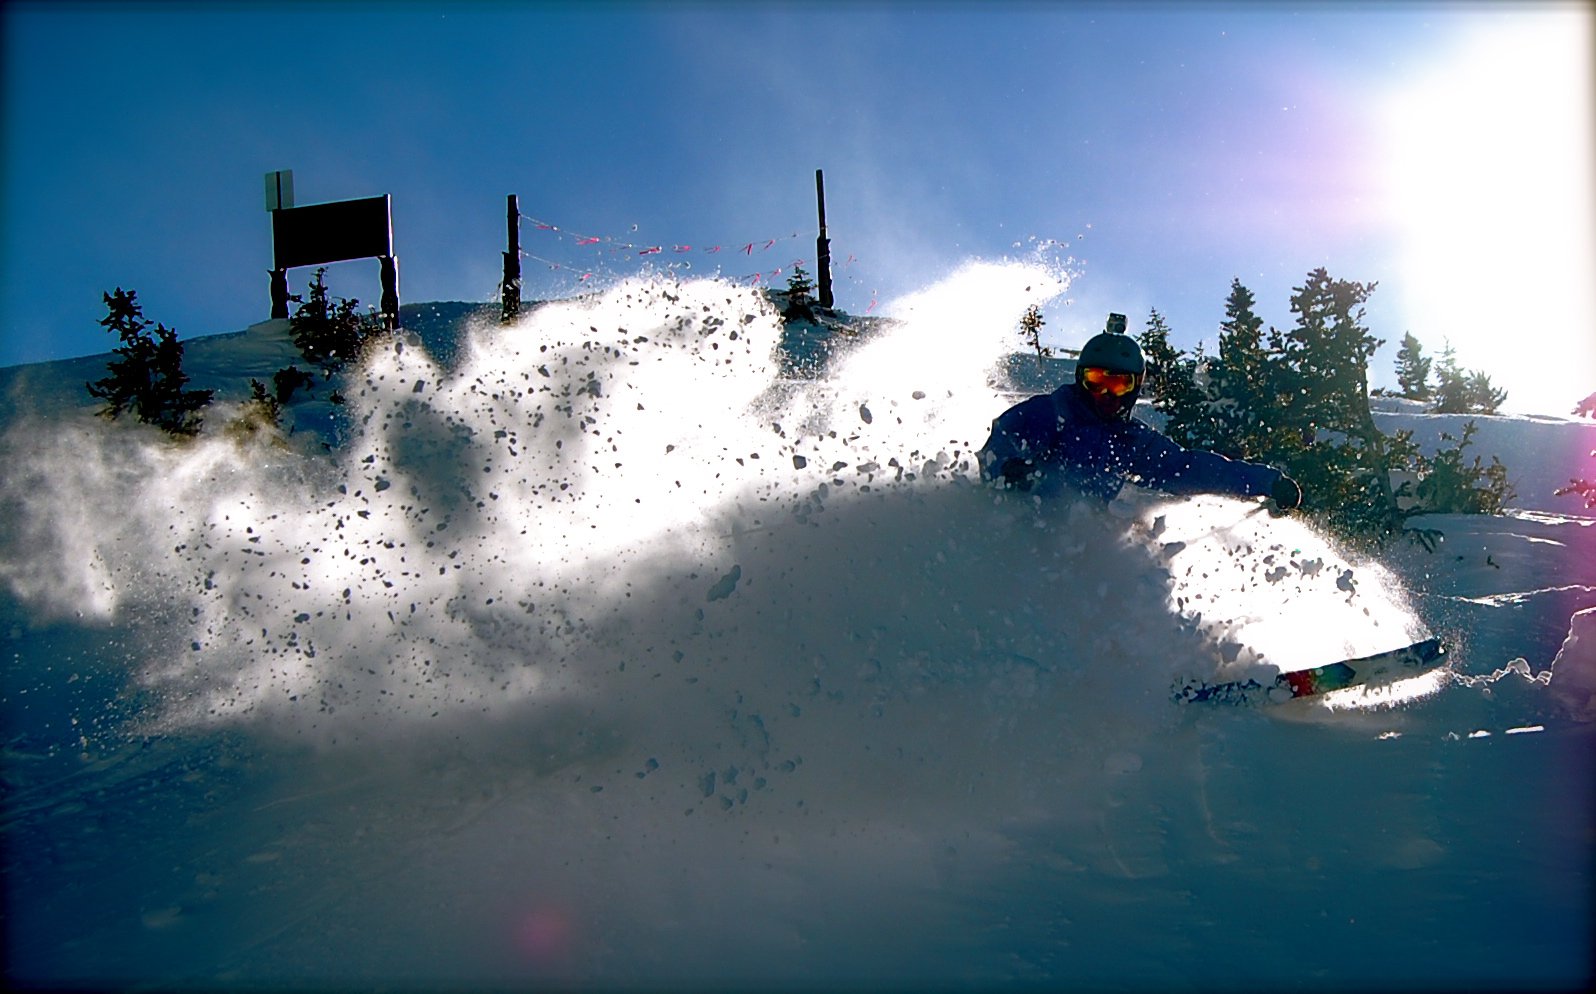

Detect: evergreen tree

[1556,397,1595,507]
[1410,421,1515,514]
[1123,272,1512,545]
[273,365,315,405]
[85,288,213,436]
[1430,341,1506,414]
[290,268,384,371]
[1137,308,1214,449]
[1556,477,1596,509]
[1431,342,1471,413]
[245,378,284,429]
[1464,370,1507,415]
[1276,268,1407,538]
[86,289,152,420]
[1207,278,1288,461]
[1136,307,1178,403]
[224,378,289,449]
[785,263,814,301]
[1282,269,1382,428]
[781,264,817,323]
[1395,332,1432,400]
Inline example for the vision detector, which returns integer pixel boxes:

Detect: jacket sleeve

[983,408,1034,485]
[978,399,1047,486]
[1127,425,1281,498]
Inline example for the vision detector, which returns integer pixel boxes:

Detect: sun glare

[1380,12,1595,414]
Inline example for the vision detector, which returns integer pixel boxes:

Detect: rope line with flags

[513,211,879,313]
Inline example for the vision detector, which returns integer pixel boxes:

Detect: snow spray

[2,262,1431,761]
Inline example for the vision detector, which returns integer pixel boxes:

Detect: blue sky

[3,1,1591,414]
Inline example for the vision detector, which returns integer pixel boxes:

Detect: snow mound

[1550,607,1596,719]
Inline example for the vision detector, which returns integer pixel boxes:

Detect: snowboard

[1175,637,1448,705]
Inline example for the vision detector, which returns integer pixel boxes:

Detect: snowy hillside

[3,263,1593,990]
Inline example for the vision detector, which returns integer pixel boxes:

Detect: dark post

[265,170,293,320]
[270,269,290,320]
[379,255,400,331]
[503,194,522,323]
[815,168,834,309]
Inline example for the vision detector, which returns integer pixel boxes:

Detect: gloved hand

[1271,474,1303,511]
[998,458,1035,491]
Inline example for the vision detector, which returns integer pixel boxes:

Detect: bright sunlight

[1380,11,1595,414]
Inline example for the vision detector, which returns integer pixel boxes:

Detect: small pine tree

[1395,332,1432,400]
[290,268,384,371]
[1464,370,1507,415]
[273,365,314,405]
[85,289,152,419]
[85,288,213,436]
[1282,269,1383,427]
[1556,479,1596,508]
[1019,304,1052,371]
[224,379,287,448]
[1429,342,1472,414]
[1430,341,1506,414]
[1555,465,1596,509]
[1554,396,1594,507]
[246,377,283,427]
[786,263,814,302]
[1410,421,1515,514]
[781,264,817,323]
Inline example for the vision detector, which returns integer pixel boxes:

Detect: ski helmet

[1075,316,1145,420]
[1076,330,1145,376]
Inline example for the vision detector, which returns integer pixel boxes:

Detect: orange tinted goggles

[1080,366,1140,397]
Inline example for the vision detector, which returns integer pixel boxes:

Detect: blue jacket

[978,384,1282,502]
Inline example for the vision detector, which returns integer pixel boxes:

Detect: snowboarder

[979,314,1303,509]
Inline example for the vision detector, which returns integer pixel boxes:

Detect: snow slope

[2,263,1593,990]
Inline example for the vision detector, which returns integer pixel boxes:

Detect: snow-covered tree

[85,288,213,436]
